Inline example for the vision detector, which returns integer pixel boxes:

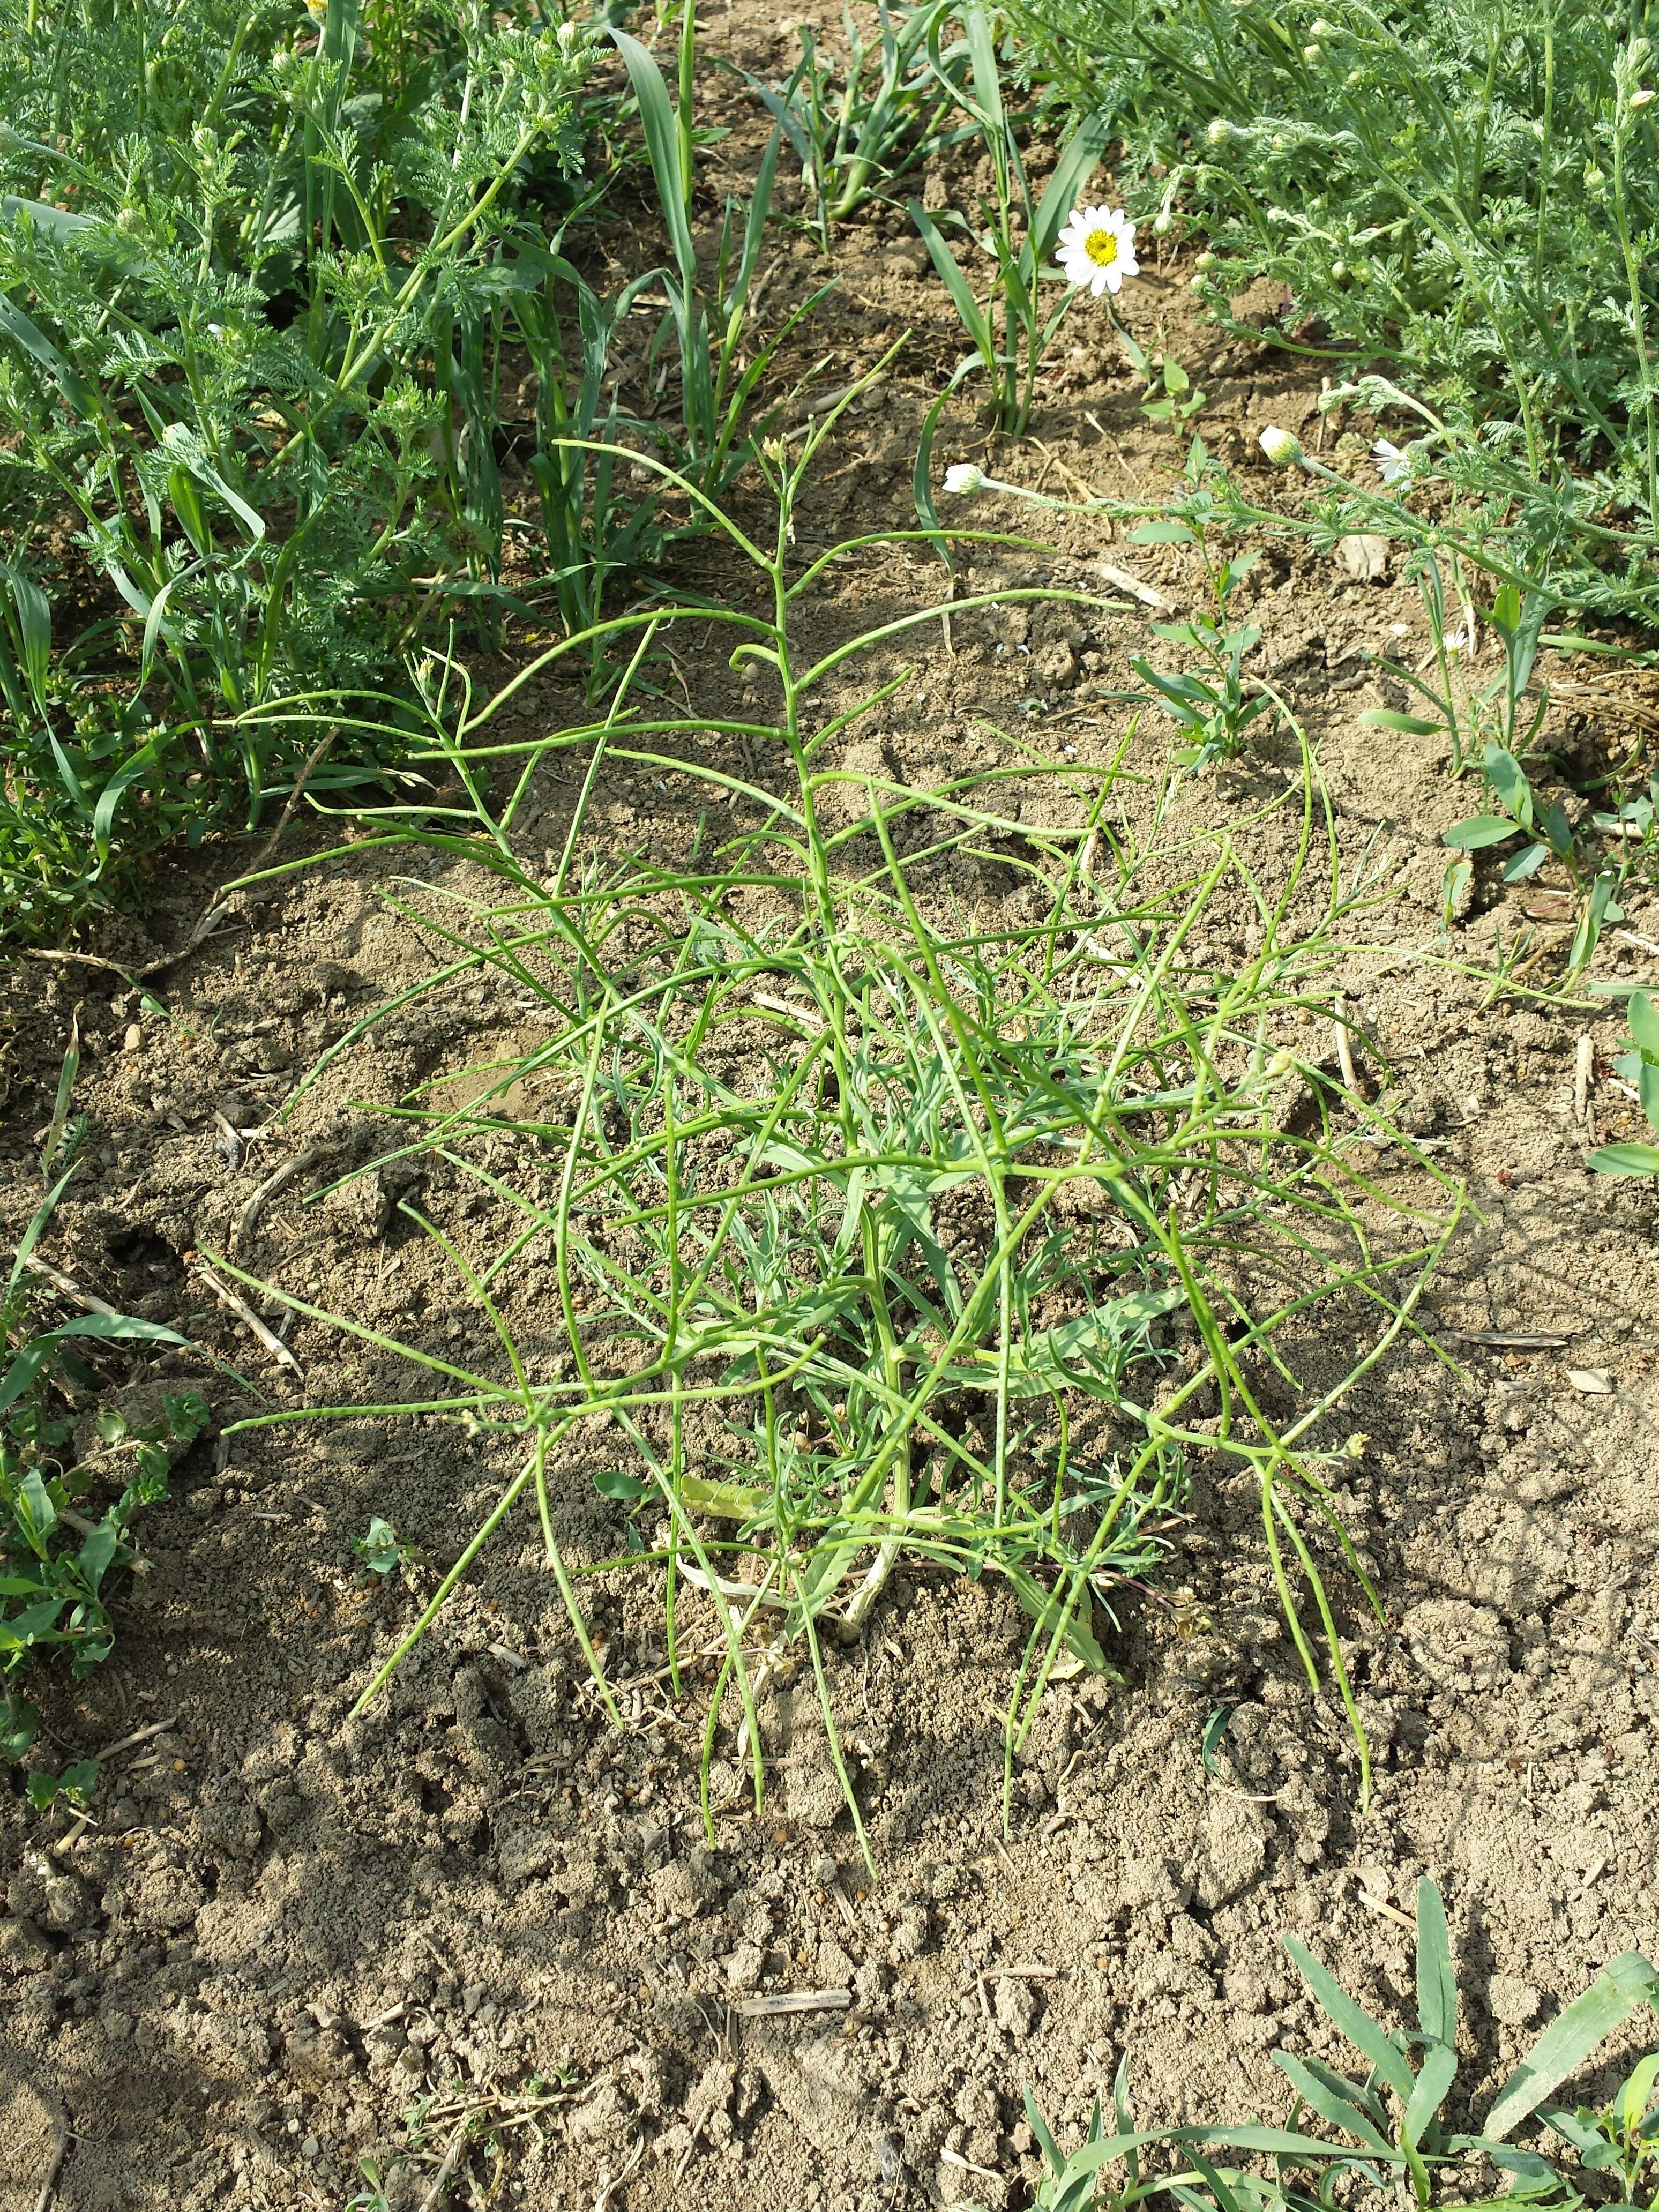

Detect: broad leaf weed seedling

[1013,1879,1659,2211]
[1,1159,204,1803]
[220,386,1462,1849]
[1442,740,1625,976]
[1590,990,1659,1178]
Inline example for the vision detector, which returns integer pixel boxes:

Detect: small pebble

[123,1024,143,1052]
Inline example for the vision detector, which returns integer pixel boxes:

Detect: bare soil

[3,11,1658,2209]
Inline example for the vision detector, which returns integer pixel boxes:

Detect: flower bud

[944,463,985,496]
[1331,258,1347,278]
[1258,425,1303,466]
[1633,85,1656,107]
[1195,249,1217,269]
[1346,67,1362,85]
[1585,163,1607,190]
[1302,42,1321,62]
[1310,17,1332,35]
[1153,208,1174,235]
[1205,118,1233,146]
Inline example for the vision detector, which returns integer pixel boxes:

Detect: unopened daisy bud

[1310,17,1332,35]
[1205,118,1233,146]
[1585,163,1607,189]
[1153,208,1174,235]
[1195,249,1217,269]
[1302,43,1321,63]
[1632,85,1656,107]
[1258,425,1303,467]
[944,463,985,496]
[1331,258,1348,278]
[1346,68,1362,85]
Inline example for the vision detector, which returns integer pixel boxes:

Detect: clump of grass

[220,382,1461,1848]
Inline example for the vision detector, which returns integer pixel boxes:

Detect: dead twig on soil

[735,1988,853,2019]
[195,1265,304,1378]
[32,2099,69,2212]
[87,1716,178,1765]
[231,1140,337,1257]
[416,2116,471,2212]
[20,1254,123,1319]
[592,2136,645,2211]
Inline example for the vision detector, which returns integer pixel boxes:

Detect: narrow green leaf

[1403,2041,1458,2148]
[1484,1950,1659,2141]
[1416,1879,1458,2047]
[1443,814,1520,850]
[1359,709,1445,735]
[1272,2051,1394,2152]
[1627,991,1659,1062]
[609,28,698,293]
[1483,743,1533,825]
[1590,1142,1659,1176]
[908,201,996,361]
[1283,1935,1416,2102]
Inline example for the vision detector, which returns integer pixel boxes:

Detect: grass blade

[1484,1951,1659,2142]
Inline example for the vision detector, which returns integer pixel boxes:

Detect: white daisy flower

[1056,204,1139,298]
[1373,438,1410,485]
[944,464,986,495]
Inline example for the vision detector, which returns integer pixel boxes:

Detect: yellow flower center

[1084,226,1118,268]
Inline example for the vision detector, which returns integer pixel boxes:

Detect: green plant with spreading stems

[215,379,1460,1852]
[1120,450,1276,771]
[1013,1878,1658,2212]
